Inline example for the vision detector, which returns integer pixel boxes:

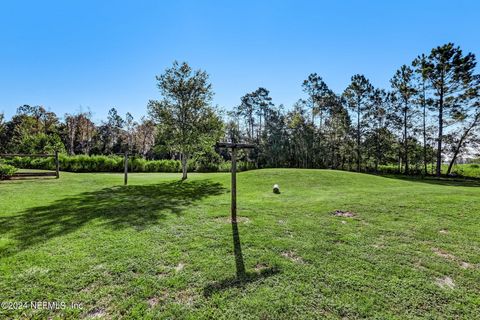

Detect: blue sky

[1,0,479,122]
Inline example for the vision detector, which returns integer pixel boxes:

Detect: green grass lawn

[1,169,479,319]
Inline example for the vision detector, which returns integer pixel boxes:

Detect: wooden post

[55,150,60,179]
[216,142,254,281]
[231,147,237,222]
[124,152,128,186]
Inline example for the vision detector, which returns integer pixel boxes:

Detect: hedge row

[4,155,256,173]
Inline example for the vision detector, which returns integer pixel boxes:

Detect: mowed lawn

[1,169,479,319]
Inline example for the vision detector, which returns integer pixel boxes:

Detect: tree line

[1,43,479,178]
[228,43,479,176]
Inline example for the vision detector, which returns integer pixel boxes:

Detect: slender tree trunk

[447,151,459,176]
[423,104,427,175]
[356,107,361,172]
[375,129,380,173]
[446,113,480,175]
[436,90,444,176]
[181,153,188,180]
[258,112,262,141]
[403,106,409,174]
[421,83,427,175]
[398,149,402,173]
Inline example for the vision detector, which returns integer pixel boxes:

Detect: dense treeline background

[1,43,479,176]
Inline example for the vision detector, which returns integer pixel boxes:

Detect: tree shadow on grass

[203,266,281,298]
[0,180,226,256]
[379,174,480,187]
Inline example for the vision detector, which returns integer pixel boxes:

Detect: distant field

[1,169,479,319]
[377,163,480,179]
[448,163,480,178]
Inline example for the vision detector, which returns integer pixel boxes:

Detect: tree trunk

[403,105,409,174]
[422,85,428,175]
[446,113,480,175]
[447,152,458,176]
[356,107,361,172]
[181,153,188,180]
[423,108,427,175]
[436,90,444,176]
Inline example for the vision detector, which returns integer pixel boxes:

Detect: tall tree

[102,107,125,154]
[324,96,352,169]
[134,117,156,157]
[237,89,272,142]
[445,76,480,174]
[365,89,394,172]
[391,65,417,173]
[8,105,62,153]
[421,43,477,176]
[76,111,96,154]
[343,75,373,171]
[237,92,255,141]
[64,114,77,155]
[412,54,430,174]
[252,87,273,140]
[124,112,136,153]
[0,113,6,153]
[302,73,333,128]
[148,61,223,179]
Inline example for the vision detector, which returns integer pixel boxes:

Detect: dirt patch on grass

[432,248,456,260]
[439,229,449,234]
[174,289,196,306]
[147,291,169,308]
[460,261,473,269]
[213,216,251,224]
[332,210,356,217]
[254,263,270,272]
[435,276,455,289]
[21,266,49,278]
[84,307,106,319]
[432,247,474,270]
[281,251,304,264]
[147,297,159,308]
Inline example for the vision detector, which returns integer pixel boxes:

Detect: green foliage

[445,164,480,178]
[3,154,255,174]
[192,149,223,172]
[148,61,224,179]
[0,163,17,179]
[16,132,65,154]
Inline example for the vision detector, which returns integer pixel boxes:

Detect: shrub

[1,154,257,174]
[0,164,18,179]
[193,150,223,172]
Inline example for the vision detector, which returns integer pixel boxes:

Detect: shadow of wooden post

[231,220,246,280]
[230,146,246,280]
